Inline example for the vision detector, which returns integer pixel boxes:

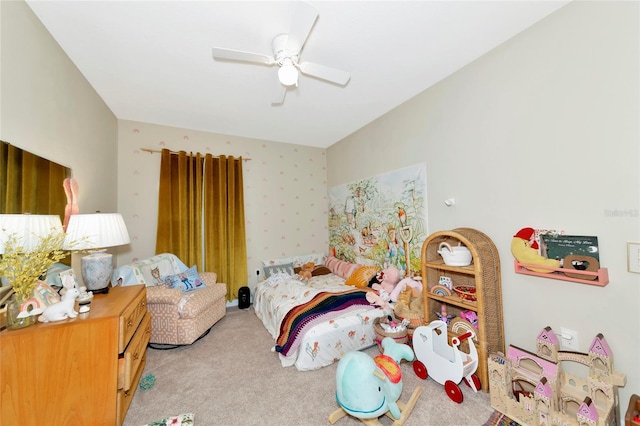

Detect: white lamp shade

[0,214,64,254]
[64,213,130,250]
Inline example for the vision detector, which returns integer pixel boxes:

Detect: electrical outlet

[628,242,640,273]
[560,327,579,351]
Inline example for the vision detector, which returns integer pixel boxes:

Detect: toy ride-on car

[412,319,481,403]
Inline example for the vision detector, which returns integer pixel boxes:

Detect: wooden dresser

[0,284,150,426]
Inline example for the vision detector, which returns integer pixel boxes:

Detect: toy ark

[488,326,626,426]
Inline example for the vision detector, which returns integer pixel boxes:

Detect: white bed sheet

[253,272,385,371]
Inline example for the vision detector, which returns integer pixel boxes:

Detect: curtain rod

[140,147,251,161]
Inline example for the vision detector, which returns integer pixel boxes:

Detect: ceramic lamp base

[81,251,113,294]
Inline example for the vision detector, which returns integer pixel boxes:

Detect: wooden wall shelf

[513,259,609,286]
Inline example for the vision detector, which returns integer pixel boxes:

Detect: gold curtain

[155,150,203,267]
[0,141,67,217]
[204,155,247,301]
[155,150,247,301]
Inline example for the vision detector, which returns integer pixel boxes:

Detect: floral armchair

[112,254,227,346]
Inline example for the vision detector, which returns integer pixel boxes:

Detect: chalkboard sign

[540,235,599,262]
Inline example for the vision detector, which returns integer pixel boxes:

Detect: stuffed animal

[298,262,314,280]
[389,277,422,303]
[394,284,424,325]
[511,227,560,273]
[366,265,404,312]
[366,286,393,312]
[369,265,402,292]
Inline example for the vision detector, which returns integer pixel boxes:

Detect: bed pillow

[325,256,360,280]
[163,265,206,292]
[345,265,379,288]
[263,262,295,278]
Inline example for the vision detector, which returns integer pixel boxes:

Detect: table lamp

[0,214,65,294]
[63,213,130,294]
[0,214,64,253]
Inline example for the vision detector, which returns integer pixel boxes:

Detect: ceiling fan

[211,1,350,105]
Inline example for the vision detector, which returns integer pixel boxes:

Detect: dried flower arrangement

[0,231,68,302]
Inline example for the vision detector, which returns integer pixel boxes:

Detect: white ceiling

[26,0,569,148]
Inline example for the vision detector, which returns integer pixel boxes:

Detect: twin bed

[253,255,386,371]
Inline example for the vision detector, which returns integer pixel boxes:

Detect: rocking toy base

[329,387,422,426]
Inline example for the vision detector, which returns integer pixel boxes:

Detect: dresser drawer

[118,311,151,391]
[118,287,148,353]
[116,351,146,426]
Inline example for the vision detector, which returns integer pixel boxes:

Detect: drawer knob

[127,320,133,328]
[133,352,139,361]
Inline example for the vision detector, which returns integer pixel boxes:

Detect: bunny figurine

[38,281,80,323]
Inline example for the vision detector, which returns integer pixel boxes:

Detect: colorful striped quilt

[274,288,374,356]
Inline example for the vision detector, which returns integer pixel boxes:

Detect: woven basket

[373,317,408,352]
[394,305,425,329]
[394,311,425,347]
[393,287,425,346]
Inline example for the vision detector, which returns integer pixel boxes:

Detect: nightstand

[0,284,150,425]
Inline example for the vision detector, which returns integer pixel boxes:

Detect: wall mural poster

[328,163,428,276]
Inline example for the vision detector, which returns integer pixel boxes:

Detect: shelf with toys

[421,228,504,392]
[510,227,608,287]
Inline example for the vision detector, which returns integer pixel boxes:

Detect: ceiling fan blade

[212,47,275,65]
[285,1,319,54]
[271,82,287,105]
[299,62,350,86]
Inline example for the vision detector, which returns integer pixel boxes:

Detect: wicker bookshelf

[421,227,504,392]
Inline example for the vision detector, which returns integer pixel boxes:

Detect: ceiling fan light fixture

[278,60,299,87]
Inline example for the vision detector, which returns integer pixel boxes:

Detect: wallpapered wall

[116,120,329,286]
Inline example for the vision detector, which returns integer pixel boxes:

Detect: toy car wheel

[463,374,481,392]
[445,380,463,403]
[413,360,428,380]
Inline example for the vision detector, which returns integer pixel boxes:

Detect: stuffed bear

[298,262,314,280]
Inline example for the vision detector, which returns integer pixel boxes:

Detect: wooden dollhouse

[488,326,626,426]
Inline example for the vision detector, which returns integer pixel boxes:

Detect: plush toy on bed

[298,262,314,280]
[368,265,402,290]
[366,288,393,312]
[366,265,403,312]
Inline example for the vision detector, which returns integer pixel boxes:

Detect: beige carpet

[123,307,496,426]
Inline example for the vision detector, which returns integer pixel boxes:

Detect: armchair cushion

[163,265,206,292]
[146,285,184,305]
